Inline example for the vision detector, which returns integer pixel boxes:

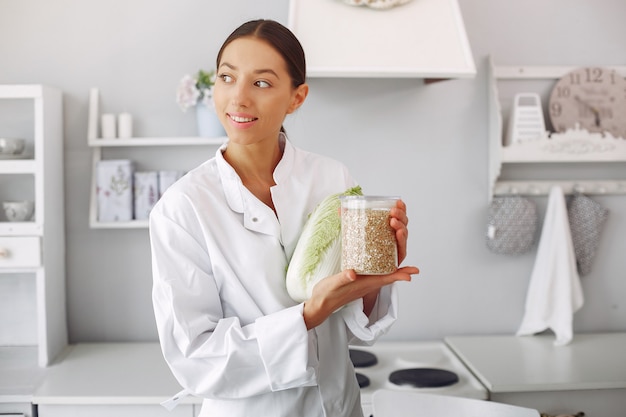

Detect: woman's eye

[255,80,271,88]
[219,74,233,83]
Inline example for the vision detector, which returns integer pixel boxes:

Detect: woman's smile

[227,112,258,128]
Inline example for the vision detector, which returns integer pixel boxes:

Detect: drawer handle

[0,247,10,259]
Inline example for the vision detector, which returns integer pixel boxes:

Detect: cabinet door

[0,402,35,417]
[37,404,194,417]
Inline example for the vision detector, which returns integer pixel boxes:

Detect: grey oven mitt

[486,196,538,255]
[567,193,609,276]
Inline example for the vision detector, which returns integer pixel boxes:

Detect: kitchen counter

[445,332,626,417]
[0,347,47,402]
[9,335,624,417]
[0,347,47,417]
[32,343,199,405]
[32,343,201,417]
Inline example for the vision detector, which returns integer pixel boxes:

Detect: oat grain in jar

[340,195,399,275]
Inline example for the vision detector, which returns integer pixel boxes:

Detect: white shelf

[487,57,626,200]
[0,84,49,99]
[0,222,41,236]
[0,84,66,367]
[501,131,626,163]
[88,137,226,147]
[89,219,149,229]
[0,159,37,174]
[494,180,626,197]
[87,89,225,229]
[493,65,626,80]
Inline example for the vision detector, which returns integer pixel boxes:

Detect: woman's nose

[231,83,251,107]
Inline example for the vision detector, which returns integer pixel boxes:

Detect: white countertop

[0,347,47,403]
[32,343,201,405]
[444,332,626,393]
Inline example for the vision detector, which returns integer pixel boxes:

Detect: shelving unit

[0,84,66,367]
[86,89,226,229]
[487,57,626,201]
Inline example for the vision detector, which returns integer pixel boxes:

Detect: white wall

[0,0,624,343]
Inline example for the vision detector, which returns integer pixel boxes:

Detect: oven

[349,341,488,417]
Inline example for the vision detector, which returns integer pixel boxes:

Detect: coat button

[252,217,258,222]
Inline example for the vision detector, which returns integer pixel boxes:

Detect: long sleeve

[151,210,318,400]
[341,284,399,345]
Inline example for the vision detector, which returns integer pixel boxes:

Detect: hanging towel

[516,186,583,346]
[567,192,609,276]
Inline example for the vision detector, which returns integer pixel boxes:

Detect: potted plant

[176,69,225,137]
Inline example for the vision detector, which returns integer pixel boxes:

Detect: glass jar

[340,195,399,275]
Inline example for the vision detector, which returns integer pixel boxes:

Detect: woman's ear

[287,83,309,114]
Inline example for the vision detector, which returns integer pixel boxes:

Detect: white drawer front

[0,237,41,268]
[37,404,194,417]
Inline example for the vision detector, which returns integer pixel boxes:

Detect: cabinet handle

[0,247,10,259]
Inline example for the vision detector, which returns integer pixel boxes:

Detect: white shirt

[150,135,399,417]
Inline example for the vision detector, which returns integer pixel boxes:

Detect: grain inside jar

[340,196,399,275]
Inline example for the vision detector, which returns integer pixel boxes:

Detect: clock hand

[574,95,601,127]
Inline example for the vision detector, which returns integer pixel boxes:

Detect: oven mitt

[486,196,538,255]
[567,193,608,276]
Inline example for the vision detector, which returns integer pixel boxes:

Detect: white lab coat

[150,135,399,417]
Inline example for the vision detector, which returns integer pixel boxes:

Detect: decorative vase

[196,104,225,138]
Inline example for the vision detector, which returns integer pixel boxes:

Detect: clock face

[548,67,626,138]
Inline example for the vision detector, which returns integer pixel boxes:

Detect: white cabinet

[445,334,626,417]
[0,402,35,417]
[487,58,626,201]
[288,0,475,79]
[38,404,194,417]
[0,85,66,367]
[86,90,226,229]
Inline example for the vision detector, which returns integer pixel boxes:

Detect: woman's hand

[391,199,409,265]
[303,266,419,330]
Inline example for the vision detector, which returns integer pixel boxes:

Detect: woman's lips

[227,113,258,128]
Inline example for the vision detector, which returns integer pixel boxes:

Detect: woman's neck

[223,139,283,211]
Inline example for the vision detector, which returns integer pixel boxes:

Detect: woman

[150,19,419,417]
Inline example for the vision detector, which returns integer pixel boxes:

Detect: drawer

[37,404,195,417]
[0,237,41,268]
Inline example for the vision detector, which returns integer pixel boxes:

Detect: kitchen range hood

[288,0,475,80]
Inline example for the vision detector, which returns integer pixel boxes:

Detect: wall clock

[548,66,626,139]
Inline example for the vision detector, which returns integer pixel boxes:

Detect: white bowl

[3,200,35,222]
[0,138,26,156]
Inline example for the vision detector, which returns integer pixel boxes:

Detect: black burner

[349,349,378,368]
[355,372,370,388]
[389,368,459,388]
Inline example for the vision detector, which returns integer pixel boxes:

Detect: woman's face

[213,36,308,146]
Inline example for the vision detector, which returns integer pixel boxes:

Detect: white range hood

[288,0,475,80]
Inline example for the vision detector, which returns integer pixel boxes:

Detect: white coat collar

[215,133,294,237]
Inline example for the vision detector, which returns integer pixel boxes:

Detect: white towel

[516,186,584,346]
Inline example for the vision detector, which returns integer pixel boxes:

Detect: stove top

[388,367,459,388]
[349,341,488,416]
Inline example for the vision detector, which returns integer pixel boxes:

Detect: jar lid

[340,195,400,209]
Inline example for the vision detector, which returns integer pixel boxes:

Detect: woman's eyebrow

[219,62,279,78]
[254,68,279,78]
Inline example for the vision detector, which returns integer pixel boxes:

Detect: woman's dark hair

[216,19,306,89]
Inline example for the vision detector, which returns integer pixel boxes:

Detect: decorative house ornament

[340,0,413,9]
